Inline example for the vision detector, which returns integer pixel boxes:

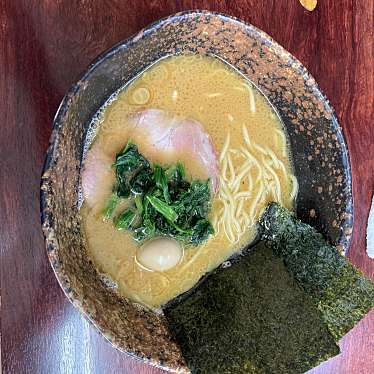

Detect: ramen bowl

[40,10,353,372]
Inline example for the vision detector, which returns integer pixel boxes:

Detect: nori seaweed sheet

[260,203,374,340]
[164,243,339,374]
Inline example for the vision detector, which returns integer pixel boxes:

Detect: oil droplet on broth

[82,54,296,309]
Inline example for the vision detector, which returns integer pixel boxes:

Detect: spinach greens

[113,141,151,198]
[108,141,214,245]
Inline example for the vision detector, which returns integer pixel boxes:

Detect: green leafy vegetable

[113,141,150,198]
[191,219,214,244]
[259,203,374,341]
[129,168,152,195]
[154,164,171,203]
[164,242,339,374]
[134,195,143,214]
[103,193,118,220]
[146,195,178,223]
[114,210,136,230]
[114,141,149,171]
[165,161,185,180]
[108,140,214,245]
[174,180,211,220]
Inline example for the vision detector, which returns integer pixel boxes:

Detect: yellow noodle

[265,147,280,166]
[249,181,265,218]
[224,217,236,243]
[265,181,275,201]
[290,174,298,199]
[221,186,236,220]
[239,222,246,234]
[263,160,282,203]
[248,87,256,113]
[206,92,223,98]
[240,213,251,228]
[275,128,286,140]
[227,153,236,185]
[271,154,288,179]
[247,173,253,193]
[235,191,251,199]
[239,159,253,171]
[264,146,288,179]
[219,188,233,221]
[231,159,252,191]
[221,157,228,182]
[232,215,242,235]
[219,186,229,202]
[179,246,207,272]
[262,156,287,190]
[243,212,253,228]
[221,198,230,222]
[275,128,288,157]
[233,179,242,194]
[242,124,251,146]
[236,199,244,219]
[220,133,231,162]
[237,83,256,113]
[236,163,252,183]
[240,146,263,182]
[219,180,243,243]
[252,142,268,156]
[230,180,238,194]
[278,161,289,179]
[232,85,246,92]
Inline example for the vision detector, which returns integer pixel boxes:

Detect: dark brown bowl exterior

[40,10,353,372]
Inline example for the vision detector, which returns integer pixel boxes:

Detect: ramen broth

[81,55,297,309]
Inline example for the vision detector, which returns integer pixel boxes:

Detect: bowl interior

[41,11,353,372]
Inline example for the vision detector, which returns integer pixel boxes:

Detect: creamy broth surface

[81,55,297,309]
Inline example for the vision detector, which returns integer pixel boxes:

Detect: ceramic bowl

[40,10,353,372]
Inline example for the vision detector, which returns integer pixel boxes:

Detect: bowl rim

[40,9,354,371]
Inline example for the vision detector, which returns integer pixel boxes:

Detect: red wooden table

[1,1,373,373]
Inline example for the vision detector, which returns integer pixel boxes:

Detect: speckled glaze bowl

[40,11,353,372]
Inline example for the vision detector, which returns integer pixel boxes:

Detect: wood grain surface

[1,1,373,373]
